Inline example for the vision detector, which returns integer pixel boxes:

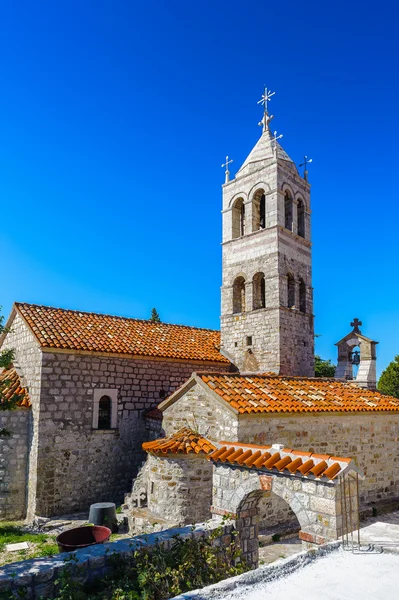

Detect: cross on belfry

[221,156,233,184]
[350,318,362,334]
[257,86,275,132]
[299,155,313,182]
[271,130,283,156]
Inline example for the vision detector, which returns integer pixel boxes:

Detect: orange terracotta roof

[199,373,399,413]
[14,303,229,364]
[209,441,355,481]
[0,368,31,408]
[143,427,216,455]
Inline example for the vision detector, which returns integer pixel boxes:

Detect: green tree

[150,308,161,323]
[314,355,336,378]
[0,307,21,418]
[378,355,399,398]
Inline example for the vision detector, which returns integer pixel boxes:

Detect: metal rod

[356,472,361,548]
[348,474,354,551]
[343,474,349,546]
[340,476,345,545]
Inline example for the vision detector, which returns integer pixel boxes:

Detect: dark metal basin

[56,525,111,552]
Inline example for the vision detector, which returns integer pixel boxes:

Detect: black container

[56,525,111,552]
[88,502,118,532]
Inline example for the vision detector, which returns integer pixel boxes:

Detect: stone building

[0,88,390,532]
[220,104,314,376]
[159,371,399,509]
[0,303,230,519]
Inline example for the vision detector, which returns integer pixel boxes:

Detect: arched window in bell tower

[232,198,245,239]
[252,190,266,231]
[284,191,293,231]
[297,199,305,238]
[299,279,306,313]
[287,274,295,308]
[253,272,266,309]
[233,276,246,313]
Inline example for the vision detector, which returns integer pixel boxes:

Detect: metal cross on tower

[271,130,283,156]
[350,318,363,334]
[221,156,233,183]
[257,86,275,132]
[299,155,313,182]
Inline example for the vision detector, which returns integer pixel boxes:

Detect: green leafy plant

[378,355,399,398]
[314,355,336,378]
[51,525,247,600]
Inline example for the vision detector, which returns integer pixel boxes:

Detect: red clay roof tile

[0,368,31,408]
[198,373,399,413]
[209,441,354,481]
[142,427,216,456]
[14,303,229,364]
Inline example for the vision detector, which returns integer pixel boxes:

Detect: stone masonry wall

[146,453,213,525]
[35,353,227,517]
[238,412,399,505]
[0,522,236,599]
[162,382,238,441]
[0,409,30,519]
[1,312,42,519]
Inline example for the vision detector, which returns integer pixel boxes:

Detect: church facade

[0,89,394,526]
[0,303,230,520]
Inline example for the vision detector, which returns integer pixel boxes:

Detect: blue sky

[1,1,398,377]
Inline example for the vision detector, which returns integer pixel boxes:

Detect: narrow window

[253,272,266,310]
[233,277,246,313]
[252,189,266,231]
[98,395,111,429]
[260,194,265,229]
[284,191,293,231]
[299,279,306,313]
[232,198,245,239]
[287,274,295,308]
[297,199,305,238]
[246,336,253,346]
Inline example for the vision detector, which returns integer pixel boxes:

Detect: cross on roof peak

[350,318,362,334]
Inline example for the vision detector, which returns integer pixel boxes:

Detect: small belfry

[220,88,314,376]
[335,319,378,389]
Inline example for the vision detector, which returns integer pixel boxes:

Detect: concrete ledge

[170,540,342,599]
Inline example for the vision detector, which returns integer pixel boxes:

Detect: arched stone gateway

[209,442,362,567]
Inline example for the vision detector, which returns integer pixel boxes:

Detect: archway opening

[252,189,266,231]
[297,199,305,238]
[350,344,360,379]
[233,276,246,314]
[284,191,293,231]
[252,272,266,310]
[232,198,245,239]
[236,487,302,567]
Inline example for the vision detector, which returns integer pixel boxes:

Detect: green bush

[50,526,247,600]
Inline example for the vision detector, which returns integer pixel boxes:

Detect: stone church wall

[1,312,43,519]
[162,383,238,441]
[238,412,399,505]
[0,409,30,520]
[35,353,227,517]
[146,453,213,525]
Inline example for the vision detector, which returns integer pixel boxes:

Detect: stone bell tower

[220,89,314,376]
[335,318,378,389]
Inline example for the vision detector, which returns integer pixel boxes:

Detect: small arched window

[299,279,306,313]
[233,276,246,314]
[98,395,112,429]
[253,273,266,310]
[297,199,305,238]
[252,190,266,231]
[232,198,245,239]
[284,191,293,231]
[287,274,295,308]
